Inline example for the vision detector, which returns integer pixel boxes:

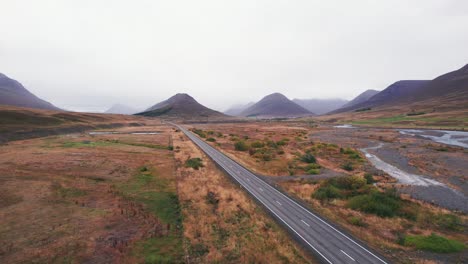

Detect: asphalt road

[173,123,389,264]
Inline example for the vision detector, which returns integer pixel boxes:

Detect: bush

[341,162,354,171]
[251,141,265,148]
[206,137,216,142]
[266,140,278,149]
[185,158,204,170]
[234,141,249,151]
[364,173,374,184]
[313,185,342,200]
[276,139,288,146]
[347,189,401,217]
[348,216,366,227]
[192,129,206,138]
[300,152,317,163]
[333,176,367,191]
[434,213,463,231]
[305,163,321,170]
[262,153,274,161]
[307,169,320,175]
[404,234,465,253]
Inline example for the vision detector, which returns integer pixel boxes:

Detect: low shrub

[364,173,374,184]
[347,189,401,217]
[313,185,342,200]
[348,216,367,227]
[251,141,265,148]
[234,141,249,151]
[341,162,354,171]
[300,152,317,163]
[307,169,320,175]
[404,233,465,253]
[206,137,216,142]
[192,129,206,138]
[185,158,204,170]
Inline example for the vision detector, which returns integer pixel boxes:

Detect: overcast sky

[1,0,467,112]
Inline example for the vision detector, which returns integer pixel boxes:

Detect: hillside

[105,104,138,115]
[407,64,468,108]
[240,93,312,118]
[0,73,60,110]
[292,98,348,115]
[332,81,429,113]
[137,93,227,120]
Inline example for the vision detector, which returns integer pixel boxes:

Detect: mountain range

[292,98,348,115]
[105,104,139,115]
[1,64,467,120]
[0,73,60,111]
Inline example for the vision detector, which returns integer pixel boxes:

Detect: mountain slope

[409,64,468,101]
[332,81,428,113]
[240,93,312,117]
[340,89,379,109]
[105,104,138,115]
[137,93,227,119]
[224,102,255,116]
[0,73,60,110]
[292,98,348,115]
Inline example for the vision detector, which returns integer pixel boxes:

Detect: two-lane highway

[173,123,389,264]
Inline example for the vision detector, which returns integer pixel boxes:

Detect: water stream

[360,143,445,186]
[399,129,468,148]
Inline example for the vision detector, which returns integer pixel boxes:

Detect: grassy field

[172,128,314,263]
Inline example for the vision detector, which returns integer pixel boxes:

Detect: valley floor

[0,122,313,263]
[188,121,467,263]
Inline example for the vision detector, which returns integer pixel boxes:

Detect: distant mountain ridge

[292,98,348,115]
[137,93,227,119]
[240,93,312,118]
[0,73,60,110]
[105,104,138,115]
[224,102,255,116]
[339,89,379,110]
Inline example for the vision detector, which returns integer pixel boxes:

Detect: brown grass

[172,128,315,263]
[0,125,178,263]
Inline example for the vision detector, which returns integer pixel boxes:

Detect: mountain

[105,104,138,115]
[224,102,255,116]
[240,93,312,118]
[331,81,429,113]
[0,73,60,110]
[137,93,227,119]
[408,64,468,102]
[292,98,348,115]
[340,89,379,109]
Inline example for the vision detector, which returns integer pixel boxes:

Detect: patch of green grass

[62,141,115,148]
[185,158,204,170]
[307,168,320,175]
[404,233,465,253]
[52,183,87,198]
[117,167,183,263]
[134,236,183,263]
